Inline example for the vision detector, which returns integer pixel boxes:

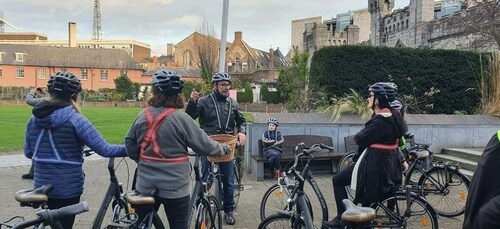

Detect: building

[0,32,48,41]
[0,44,144,90]
[369,0,498,50]
[291,17,323,53]
[142,66,202,83]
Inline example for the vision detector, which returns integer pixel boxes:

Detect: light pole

[218,0,229,73]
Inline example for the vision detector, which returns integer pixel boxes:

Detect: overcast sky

[2,0,410,56]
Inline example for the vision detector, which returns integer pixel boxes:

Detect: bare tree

[452,0,500,49]
[193,20,219,91]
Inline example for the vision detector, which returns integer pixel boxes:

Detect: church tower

[369,0,394,45]
[408,0,434,46]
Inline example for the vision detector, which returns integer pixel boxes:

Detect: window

[16,67,25,78]
[37,68,47,79]
[81,69,88,80]
[61,68,67,73]
[0,52,5,61]
[183,51,192,67]
[100,70,108,80]
[120,70,127,76]
[15,52,25,62]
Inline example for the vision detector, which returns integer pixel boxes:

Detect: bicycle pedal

[236,184,244,191]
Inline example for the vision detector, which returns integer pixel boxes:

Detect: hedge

[309,45,487,114]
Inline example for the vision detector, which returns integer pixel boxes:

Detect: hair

[148,90,184,108]
[49,92,81,113]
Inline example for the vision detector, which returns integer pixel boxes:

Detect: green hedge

[237,83,253,103]
[309,46,487,114]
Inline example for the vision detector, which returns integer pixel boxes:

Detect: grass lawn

[0,105,251,154]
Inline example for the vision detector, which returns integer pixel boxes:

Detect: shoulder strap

[139,108,176,159]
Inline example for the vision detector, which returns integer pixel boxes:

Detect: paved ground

[0,154,464,228]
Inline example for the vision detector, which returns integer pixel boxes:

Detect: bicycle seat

[15,184,54,203]
[409,150,430,160]
[126,190,156,205]
[341,199,376,223]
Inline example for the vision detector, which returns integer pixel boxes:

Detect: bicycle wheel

[196,195,222,229]
[418,166,470,217]
[233,159,243,209]
[374,193,439,229]
[208,175,223,209]
[258,214,305,229]
[259,184,314,221]
[405,160,425,185]
[337,152,356,200]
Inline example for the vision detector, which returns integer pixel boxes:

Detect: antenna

[92,0,102,40]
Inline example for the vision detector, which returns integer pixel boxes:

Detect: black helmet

[151,70,184,96]
[211,72,231,83]
[47,72,82,98]
[369,82,397,102]
[267,118,279,126]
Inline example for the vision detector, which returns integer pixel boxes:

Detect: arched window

[343,40,346,45]
[401,21,404,30]
[183,50,192,67]
[393,25,396,32]
[234,53,241,72]
[406,19,409,29]
[384,0,390,11]
[397,23,400,31]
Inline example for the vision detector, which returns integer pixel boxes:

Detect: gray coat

[125,107,226,199]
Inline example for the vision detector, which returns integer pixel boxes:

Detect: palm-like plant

[323,88,372,122]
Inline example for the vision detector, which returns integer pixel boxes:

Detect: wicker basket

[207,134,237,163]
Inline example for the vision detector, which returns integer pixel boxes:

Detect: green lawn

[0,105,251,154]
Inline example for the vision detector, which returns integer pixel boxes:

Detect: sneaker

[21,173,34,180]
[322,216,344,228]
[224,213,235,225]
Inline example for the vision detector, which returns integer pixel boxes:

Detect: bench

[251,135,346,181]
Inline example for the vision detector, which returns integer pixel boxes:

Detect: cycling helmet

[47,72,82,98]
[267,118,279,126]
[211,72,231,83]
[390,99,403,110]
[369,82,397,102]
[151,70,184,96]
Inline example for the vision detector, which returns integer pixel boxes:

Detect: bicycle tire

[233,159,243,209]
[258,214,305,229]
[337,152,356,200]
[92,184,118,229]
[208,175,223,210]
[259,184,313,221]
[195,195,222,229]
[374,192,439,229]
[418,166,470,217]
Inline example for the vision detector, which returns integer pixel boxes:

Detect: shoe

[21,173,34,179]
[322,216,344,228]
[224,213,235,225]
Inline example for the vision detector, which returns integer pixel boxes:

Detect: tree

[478,51,500,116]
[133,83,142,100]
[277,47,310,112]
[114,74,135,101]
[260,84,269,102]
[194,21,219,92]
[450,0,500,49]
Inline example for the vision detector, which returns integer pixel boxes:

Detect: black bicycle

[91,156,134,229]
[233,143,244,209]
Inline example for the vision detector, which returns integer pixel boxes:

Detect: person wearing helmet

[323,82,407,228]
[24,71,127,229]
[262,118,285,178]
[390,96,410,172]
[125,70,230,229]
[185,72,247,225]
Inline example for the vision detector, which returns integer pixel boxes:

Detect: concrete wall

[243,122,500,174]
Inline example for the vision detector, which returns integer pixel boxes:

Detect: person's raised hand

[190,88,201,103]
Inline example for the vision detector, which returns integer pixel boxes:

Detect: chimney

[234,31,242,41]
[68,22,77,48]
[269,48,275,69]
[167,43,174,56]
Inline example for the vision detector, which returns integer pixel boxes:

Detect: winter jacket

[353,109,407,206]
[24,101,127,198]
[185,91,246,135]
[262,130,284,153]
[125,107,227,199]
[463,131,500,229]
[25,89,49,106]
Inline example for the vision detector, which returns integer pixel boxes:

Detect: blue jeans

[201,156,235,214]
[265,148,282,171]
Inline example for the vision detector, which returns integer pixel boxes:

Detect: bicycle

[91,153,134,229]
[258,143,334,228]
[337,137,470,217]
[188,152,222,229]
[233,143,244,209]
[1,185,89,229]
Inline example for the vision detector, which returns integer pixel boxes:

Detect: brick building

[0,44,144,90]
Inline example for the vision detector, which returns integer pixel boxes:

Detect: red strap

[139,108,178,162]
[369,139,399,151]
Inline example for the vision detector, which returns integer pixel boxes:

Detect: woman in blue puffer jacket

[24,71,127,229]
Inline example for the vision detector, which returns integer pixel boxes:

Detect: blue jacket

[24,102,126,198]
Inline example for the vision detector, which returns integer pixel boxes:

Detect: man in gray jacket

[185,72,247,225]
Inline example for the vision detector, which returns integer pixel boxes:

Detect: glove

[222,144,232,155]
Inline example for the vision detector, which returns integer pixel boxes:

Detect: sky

[1,0,410,56]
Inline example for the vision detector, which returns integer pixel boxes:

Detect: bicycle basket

[207,134,237,163]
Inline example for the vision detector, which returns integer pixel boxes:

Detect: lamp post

[218,0,229,73]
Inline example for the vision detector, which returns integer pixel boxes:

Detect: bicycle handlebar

[12,202,89,229]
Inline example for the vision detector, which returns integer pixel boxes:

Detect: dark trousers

[265,149,282,171]
[332,164,354,218]
[47,196,81,229]
[134,195,190,229]
[201,156,235,214]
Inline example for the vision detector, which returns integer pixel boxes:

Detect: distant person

[24,72,127,229]
[262,118,284,178]
[463,130,500,229]
[22,87,50,179]
[125,70,230,229]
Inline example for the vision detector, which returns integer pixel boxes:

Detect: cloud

[168,15,202,27]
[148,0,175,4]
